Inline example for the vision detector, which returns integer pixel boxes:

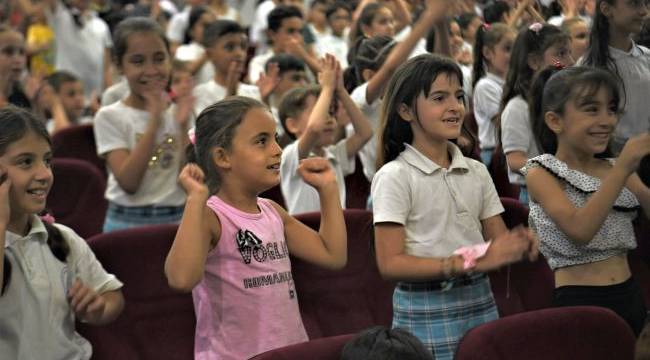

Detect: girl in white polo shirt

[372,54,538,360]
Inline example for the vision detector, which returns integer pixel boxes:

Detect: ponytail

[472,24,488,89]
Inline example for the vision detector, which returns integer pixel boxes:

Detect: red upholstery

[488,198,554,316]
[291,210,394,339]
[47,158,108,239]
[251,334,356,360]
[344,156,370,209]
[489,145,520,199]
[634,215,650,262]
[628,252,650,308]
[51,124,107,178]
[77,225,196,360]
[455,306,636,360]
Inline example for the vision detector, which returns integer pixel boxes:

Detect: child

[25,6,55,76]
[307,0,332,45]
[0,105,124,358]
[498,23,573,205]
[524,65,650,336]
[193,20,262,115]
[93,17,190,232]
[561,17,590,61]
[341,326,434,360]
[582,0,650,153]
[372,54,537,360]
[263,53,308,123]
[315,1,352,68]
[36,70,92,134]
[174,5,216,85]
[169,60,197,131]
[346,0,449,182]
[279,55,373,215]
[0,25,30,109]
[472,22,516,166]
[164,96,348,359]
[248,5,321,84]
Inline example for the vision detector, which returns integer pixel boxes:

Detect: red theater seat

[77,224,195,360]
[251,334,355,360]
[292,210,394,339]
[47,158,108,239]
[455,306,636,360]
[489,145,520,199]
[344,156,370,209]
[51,124,106,178]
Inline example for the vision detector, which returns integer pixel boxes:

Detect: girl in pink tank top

[164,96,348,360]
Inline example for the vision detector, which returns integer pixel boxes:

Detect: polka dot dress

[523,154,639,270]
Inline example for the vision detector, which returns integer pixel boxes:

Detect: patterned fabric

[524,154,639,270]
[392,276,498,360]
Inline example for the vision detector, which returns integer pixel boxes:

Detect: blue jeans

[103,202,184,233]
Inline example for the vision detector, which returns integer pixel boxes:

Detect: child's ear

[483,46,494,63]
[527,54,542,72]
[397,103,414,122]
[211,147,231,169]
[544,111,563,134]
[599,0,613,18]
[285,117,300,137]
[361,69,375,83]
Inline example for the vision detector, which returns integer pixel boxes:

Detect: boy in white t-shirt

[193,20,262,115]
[279,55,372,215]
[315,2,351,69]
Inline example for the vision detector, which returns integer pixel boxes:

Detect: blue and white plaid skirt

[392,274,498,360]
[103,202,184,233]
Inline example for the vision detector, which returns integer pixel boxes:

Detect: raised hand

[318,54,339,90]
[225,60,244,96]
[142,78,170,121]
[484,226,532,267]
[68,279,106,323]
[174,93,196,128]
[256,62,281,101]
[298,157,337,190]
[617,132,650,175]
[178,163,209,199]
[284,37,308,59]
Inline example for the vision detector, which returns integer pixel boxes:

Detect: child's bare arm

[165,164,218,292]
[389,0,413,33]
[335,69,373,158]
[275,158,347,270]
[626,173,650,219]
[297,55,338,159]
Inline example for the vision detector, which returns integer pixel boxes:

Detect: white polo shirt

[0,216,123,359]
[347,82,382,182]
[501,95,539,185]
[193,80,261,115]
[372,143,503,258]
[280,139,355,215]
[473,72,504,150]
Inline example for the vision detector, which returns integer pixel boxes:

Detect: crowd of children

[1,0,650,359]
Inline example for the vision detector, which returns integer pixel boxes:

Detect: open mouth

[267,163,280,170]
[443,117,461,124]
[27,188,48,200]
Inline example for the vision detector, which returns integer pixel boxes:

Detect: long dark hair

[0,106,69,295]
[377,54,464,169]
[472,22,512,88]
[528,66,620,155]
[343,35,395,92]
[582,0,615,70]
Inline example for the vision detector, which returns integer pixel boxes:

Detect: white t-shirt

[93,101,186,207]
[166,6,191,44]
[280,140,355,215]
[250,0,276,54]
[473,72,504,150]
[50,2,112,98]
[100,78,129,107]
[193,80,261,115]
[394,25,429,59]
[0,216,123,360]
[501,95,539,185]
[248,50,275,84]
[347,82,382,182]
[175,42,216,85]
[314,34,349,69]
[372,143,503,258]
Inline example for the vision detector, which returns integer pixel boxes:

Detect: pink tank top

[193,195,308,360]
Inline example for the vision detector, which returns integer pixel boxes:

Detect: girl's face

[224,108,282,193]
[553,85,618,155]
[207,32,248,75]
[485,31,516,78]
[171,69,194,98]
[191,12,217,43]
[604,0,649,35]
[58,80,86,120]
[328,8,351,36]
[363,7,395,37]
[407,73,466,145]
[0,131,53,228]
[0,31,26,83]
[465,16,483,43]
[535,40,574,71]
[119,31,171,98]
[568,21,589,61]
[309,2,328,29]
[449,21,465,56]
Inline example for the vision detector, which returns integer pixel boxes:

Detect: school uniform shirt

[372,143,503,258]
[501,95,539,185]
[50,1,112,98]
[248,50,275,84]
[166,6,191,44]
[0,216,123,360]
[193,80,261,115]
[609,43,650,142]
[93,101,186,207]
[314,33,349,69]
[473,73,504,150]
[347,82,382,182]
[100,78,129,107]
[175,42,216,85]
[280,139,355,215]
[194,196,308,359]
[250,0,276,55]
[394,25,429,58]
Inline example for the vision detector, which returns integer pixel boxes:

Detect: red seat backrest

[489,145,520,199]
[455,306,636,360]
[344,156,370,209]
[77,224,196,360]
[291,210,395,339]
[251,334,356,360]
[51,124,107,178]
[47,158,108,239]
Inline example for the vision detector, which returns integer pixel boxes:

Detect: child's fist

[68,279,106,323]
[298,157,337,190]
[178,163,209,199]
